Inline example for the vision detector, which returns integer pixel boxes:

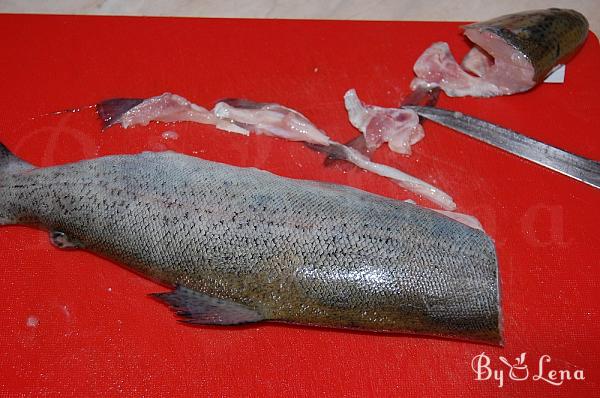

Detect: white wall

[1,0,598,33]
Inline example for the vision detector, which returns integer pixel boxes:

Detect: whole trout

[0,144,501,344]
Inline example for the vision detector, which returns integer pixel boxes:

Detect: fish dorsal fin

[0,143,33,174]
[151,285,265,325]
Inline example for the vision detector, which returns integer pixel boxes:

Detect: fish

[411,9,589,97]
[98,94,457,210]
[0,142,501,344]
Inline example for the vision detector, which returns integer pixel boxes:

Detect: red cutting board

[0,14,598,397]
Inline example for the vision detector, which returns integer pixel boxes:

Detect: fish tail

[0,142,33,225]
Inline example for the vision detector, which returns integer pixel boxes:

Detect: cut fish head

[412,9,589,97]
[463,8,589,83]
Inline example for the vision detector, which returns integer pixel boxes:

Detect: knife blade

[403,105,600,190]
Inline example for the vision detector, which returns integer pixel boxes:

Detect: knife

[403,105,600,190]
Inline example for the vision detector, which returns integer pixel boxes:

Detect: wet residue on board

[26,315,39,328]
[161,130,179,140]
[60,304,71,320]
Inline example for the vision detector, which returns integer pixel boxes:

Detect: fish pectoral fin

[50,231,84,249]
[150,285,265,325]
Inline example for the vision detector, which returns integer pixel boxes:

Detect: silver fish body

[0,144,501,343]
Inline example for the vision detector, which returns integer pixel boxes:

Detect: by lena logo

[471,352,585,388]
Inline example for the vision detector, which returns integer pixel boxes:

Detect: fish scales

[0,145,501,343]
[465,8,589,82]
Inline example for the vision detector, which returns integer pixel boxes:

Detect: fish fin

[400,86,441,107]
[0,143,34,225]
[50,230,84,249]
[96,98,144,129]
[306,142,358,172]
[305,142,351,161]
[304,143,360,171]
[329,135,372,164]
[217,98,269,109]
[0,142,33,174]
[151,285,265,325]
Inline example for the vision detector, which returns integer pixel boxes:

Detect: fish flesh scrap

[213,100,332,145]
[344,89,424,155]
[338,87,440,159]
[212,99,455,210]
[432,208,483,231]
[310,142,456,211]
[411,9,589,97]
[411,42,503,97]
[0,143,501,343]
[98,92,216,129]
[98,95,456,210]
[404,199,483,231]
